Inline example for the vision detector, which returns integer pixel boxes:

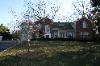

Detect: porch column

[64,32,66,38]
[58,30,60,38]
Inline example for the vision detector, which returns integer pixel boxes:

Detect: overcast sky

[0,0,90,28]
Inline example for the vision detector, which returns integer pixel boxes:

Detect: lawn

[0,41,100,66]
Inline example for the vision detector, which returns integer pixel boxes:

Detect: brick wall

[76,17,93,40]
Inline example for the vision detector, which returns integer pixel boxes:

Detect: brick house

[76,17,93,40]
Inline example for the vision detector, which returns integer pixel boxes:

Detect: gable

[76,17,92,29]
[34,18,53,25]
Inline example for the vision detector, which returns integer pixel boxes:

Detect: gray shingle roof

[52,22,74,30]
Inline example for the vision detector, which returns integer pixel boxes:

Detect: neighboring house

[51,22,75,39]
[0,35,3,41]
[20,20,33,41]
[76,17,93,40]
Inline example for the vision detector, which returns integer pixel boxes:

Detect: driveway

[0,40,17,52]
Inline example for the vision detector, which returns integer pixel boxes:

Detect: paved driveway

[0,41,17,52]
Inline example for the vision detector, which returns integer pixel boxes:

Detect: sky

[0,0,90,30]
[0,0,25,27]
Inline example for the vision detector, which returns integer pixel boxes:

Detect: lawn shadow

[0,51,98,66]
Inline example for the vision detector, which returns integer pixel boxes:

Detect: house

[0,35,3,41]
[20,17,93,41]
[33,17,75,39]
[20,20,33,41]
[76,17,93,40]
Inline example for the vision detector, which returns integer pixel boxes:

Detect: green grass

[0,41,100,66]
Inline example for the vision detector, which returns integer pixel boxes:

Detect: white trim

[44,33,51,38]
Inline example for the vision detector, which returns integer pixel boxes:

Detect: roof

[34,17,53,25]
[77,16,92,23]
[20,19,33,26]
[52,22,74,30]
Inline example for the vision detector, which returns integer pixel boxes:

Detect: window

[80,32,89,35]
[59,24,64,26]
[59,32,65,38]
[54,35,58,38]
[80,32,89,39]
[53,31,58,38]
[82,22,87,28]
[45,25,50,33]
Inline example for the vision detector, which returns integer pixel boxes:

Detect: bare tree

[23,0,60,21]
[11,0,60,52]
[72,0,92,18]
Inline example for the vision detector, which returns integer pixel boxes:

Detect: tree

[0,24,8,33]
[90,0,100,40]
[91,0,100,7]
[0,24,13,40]
[12,30,20,40]
[17,0,60,52]
[23,0,60,21]
[72,0,92,18]
[12,0,60,41]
